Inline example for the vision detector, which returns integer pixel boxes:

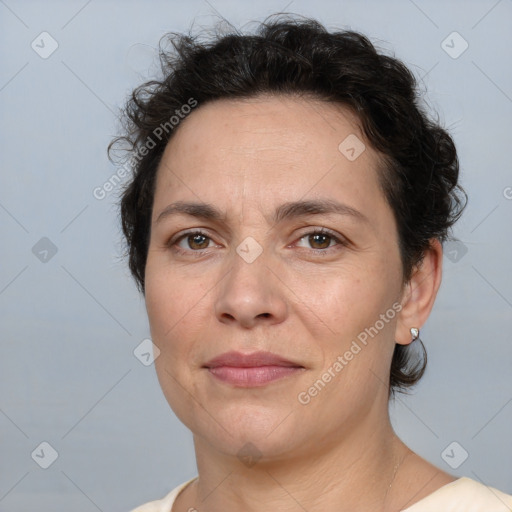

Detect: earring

[410,327,420,341]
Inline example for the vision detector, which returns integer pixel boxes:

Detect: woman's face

[145,95,406,460]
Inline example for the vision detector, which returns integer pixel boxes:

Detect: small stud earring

[410,327,420,341]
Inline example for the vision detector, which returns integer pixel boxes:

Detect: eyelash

[169,228,347,256]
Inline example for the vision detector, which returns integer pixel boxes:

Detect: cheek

[145,266,207,417]
[145,271,177,340]
[145,259,216,378]
[145,256,203,337]
[299,259,402,393]
[300,261,400,334]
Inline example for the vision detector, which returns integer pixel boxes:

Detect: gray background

[1,0,511,510]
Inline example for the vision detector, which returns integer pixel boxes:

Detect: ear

[395,239,443,346]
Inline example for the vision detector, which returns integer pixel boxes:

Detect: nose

[214,250,288,329]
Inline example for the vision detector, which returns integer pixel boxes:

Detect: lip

[204,351,302,369]
[203,351,304,387]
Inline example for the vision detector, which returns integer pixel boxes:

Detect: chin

[202,429,303,466]
[190,401,305,459]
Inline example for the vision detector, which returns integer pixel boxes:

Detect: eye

[295,229,344,251]
[174,231,214,251]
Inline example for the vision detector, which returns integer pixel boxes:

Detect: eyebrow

[273,199,368,225]
[156,201,225,224]
[155,199,368,225]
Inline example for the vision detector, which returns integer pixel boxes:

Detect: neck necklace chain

[384,450,412,502]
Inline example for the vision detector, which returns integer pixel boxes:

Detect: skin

[144,95,454,512]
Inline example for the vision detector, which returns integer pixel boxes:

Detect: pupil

[310,233,330,249]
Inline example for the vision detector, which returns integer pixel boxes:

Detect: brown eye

[308,233,335,249]
[295,229,343,252]
[172,231,214,252]
[186,233,210,250]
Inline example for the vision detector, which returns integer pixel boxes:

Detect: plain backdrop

[1,0,511,510]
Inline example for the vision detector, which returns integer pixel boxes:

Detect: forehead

[153,95,385,216]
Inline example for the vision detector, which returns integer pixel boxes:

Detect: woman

[110,16,512,512]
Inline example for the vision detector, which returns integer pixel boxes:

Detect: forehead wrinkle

[155,197,369,231]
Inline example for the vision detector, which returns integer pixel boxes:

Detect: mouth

[203,351,305,387]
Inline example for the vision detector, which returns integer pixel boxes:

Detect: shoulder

[403,477,512,511]
[130,478,197,512]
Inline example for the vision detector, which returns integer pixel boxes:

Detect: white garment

[131,476,512,512]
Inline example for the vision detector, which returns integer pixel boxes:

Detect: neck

[179,411,411,512]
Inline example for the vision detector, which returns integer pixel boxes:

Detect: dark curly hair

[109,15,466,394]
